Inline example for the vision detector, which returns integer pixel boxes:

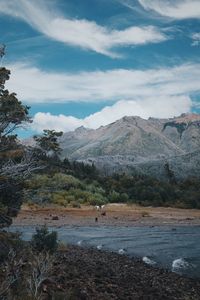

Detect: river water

[10,225,200,278]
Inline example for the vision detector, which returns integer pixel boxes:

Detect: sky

[0,0,200,137]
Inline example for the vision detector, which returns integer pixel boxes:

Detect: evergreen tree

[0,46,32,227]
[34,129,63,159]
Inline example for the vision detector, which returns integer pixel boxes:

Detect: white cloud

[191,33,200,46]
[32,96,192,133]
[138,0,200,19]
[0,0,167,57]
[6,62,200,104]
[33,112,83,132]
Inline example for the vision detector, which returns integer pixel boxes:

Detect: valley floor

[13,204,200,227]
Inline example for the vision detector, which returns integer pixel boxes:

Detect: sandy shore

[13,204,200,227]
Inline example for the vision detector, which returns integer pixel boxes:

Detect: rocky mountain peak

[74,126,89,133]
[173,113,200,124]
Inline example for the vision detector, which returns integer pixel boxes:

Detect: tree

[34,129,63,159]
[0,48,30,141]
[0,46,36,227]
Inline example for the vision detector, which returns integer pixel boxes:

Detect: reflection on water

[9,225,200,278]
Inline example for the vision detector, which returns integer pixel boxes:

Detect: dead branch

[26,251,55,300]
[1,149,44,180]
[0,249,24,298]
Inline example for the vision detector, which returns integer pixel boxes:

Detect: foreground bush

[31,226,58,253]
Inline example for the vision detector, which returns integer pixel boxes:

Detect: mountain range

[59,113,200,180]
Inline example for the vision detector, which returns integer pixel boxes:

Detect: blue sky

[0,0,200,136]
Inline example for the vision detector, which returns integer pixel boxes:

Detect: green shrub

[86,193,107,206]
[53,197,68,207]
[70,201,81,208]
[120,193,129,202]
[69,188,92,201]
[31,225,58,253]
[108,190,121,203]
[51,191,69,206]
[85,184,106,195]
[24,173,82,197]
[65,195,76,203]
[52,173,82,189]
[25,174,50,189]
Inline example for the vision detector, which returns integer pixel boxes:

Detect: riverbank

[9,205,200,298]
[43,245,200,299]
[13,204,200,227]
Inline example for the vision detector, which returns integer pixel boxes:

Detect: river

[9,224,200,278]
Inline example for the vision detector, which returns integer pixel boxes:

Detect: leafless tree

[26,251,55,300]
[0,249,24,299]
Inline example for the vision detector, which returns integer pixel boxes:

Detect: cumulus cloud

[6,62,200,104]
[138,0,200,19]
[32,96,192,133]
[0,0,167,57]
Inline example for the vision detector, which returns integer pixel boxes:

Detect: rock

[48,245,200,300]
[52,215,59,220]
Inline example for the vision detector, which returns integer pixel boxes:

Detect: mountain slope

[59,113,200,179]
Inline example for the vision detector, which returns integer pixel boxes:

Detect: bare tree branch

[26,251,55,299]
[0,249,24,298]
[1,150,44,180]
